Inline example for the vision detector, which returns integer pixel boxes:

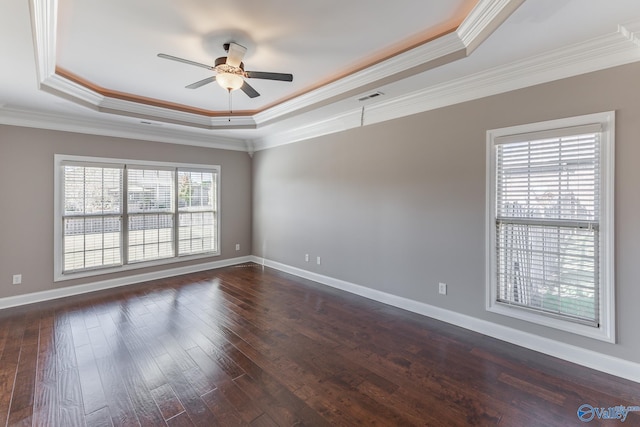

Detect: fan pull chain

[228,89,232,122]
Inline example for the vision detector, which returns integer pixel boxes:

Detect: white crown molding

[41,73,106,106]
[0,107,247,151]
[0,256,253,310]
[98,96,257,130]
[252,108,362,151]
[619,20,640,46]
[253,256,640,384]
[457,0,526,53]
[253,22,640,151]
[29,0,521,130]
[29,0,57,82]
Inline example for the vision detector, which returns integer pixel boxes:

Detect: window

[55,156,220,280]
[127,167,175,263]
[62,163,123,272]
[178,170,217,256]
[486,112,614,342]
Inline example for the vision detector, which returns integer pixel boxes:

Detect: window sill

[486,301,615,343]
[54,251,220,283]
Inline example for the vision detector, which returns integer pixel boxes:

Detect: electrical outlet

[12,274,22,285]
[235,243,240,251]
[316,256,321,265]
[439,282,447,295]
[305,254,309,262]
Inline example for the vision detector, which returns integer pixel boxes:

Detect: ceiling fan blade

[157,53,214,70]
[245,71,293,82]
[185,76,216,89]
[240,81,260,98]
[226,42,247,68]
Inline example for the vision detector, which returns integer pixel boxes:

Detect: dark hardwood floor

[0,263,637,426]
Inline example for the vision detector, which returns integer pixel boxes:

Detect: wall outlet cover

[439,282,447,295]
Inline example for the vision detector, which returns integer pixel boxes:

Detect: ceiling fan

[157,42,293,98]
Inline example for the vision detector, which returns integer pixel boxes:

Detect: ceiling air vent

[357,91,384,102]
[140,120,162,126]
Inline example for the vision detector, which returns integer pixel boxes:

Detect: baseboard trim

[0,256,253,310]
[251,256,640,384]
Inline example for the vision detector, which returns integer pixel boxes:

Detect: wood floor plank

[0,314,11,362]
[150,383,185,421]
[105,312,174,426]
[32,311,58,427]
[85,406,114,427]
[200,388,244,426]
[233,372,310,426]
[154,352,216,426]
[250,413,279,427]
[0,315,27,426]
[54,310,78,373]
[75,344,108,416]
[6,313,40,426]
[90,322,140,426]
[237,365,332,426]
[165,411,195,427]
[57,366,86,427]
[216,377,264,423]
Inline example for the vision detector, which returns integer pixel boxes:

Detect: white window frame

[54,154,221,282]
[485,111,615,342]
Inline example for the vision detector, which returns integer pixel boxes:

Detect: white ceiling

[2,0,640,152]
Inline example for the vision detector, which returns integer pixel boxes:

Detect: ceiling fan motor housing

[215,57,245,75]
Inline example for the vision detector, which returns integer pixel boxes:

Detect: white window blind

[495,129,600,326]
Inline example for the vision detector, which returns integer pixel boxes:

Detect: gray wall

[252,62,640,364]
[0,126,252,297]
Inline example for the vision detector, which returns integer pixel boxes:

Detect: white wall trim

[457,0,525,53]
[0,256,252,310]
[252,109,363,151]
[28,0,56,83]
[0,107,246,151]
[251,256,640,384]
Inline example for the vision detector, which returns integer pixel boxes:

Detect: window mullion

[174,168,180,258]
[123,166,129,265]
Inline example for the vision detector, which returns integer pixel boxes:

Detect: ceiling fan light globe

[217,72,243,91]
